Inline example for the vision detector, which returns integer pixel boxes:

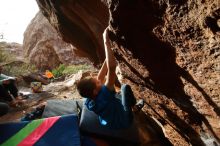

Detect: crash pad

[0,114,80,146]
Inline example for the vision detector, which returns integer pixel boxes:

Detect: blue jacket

[85,85,133,129]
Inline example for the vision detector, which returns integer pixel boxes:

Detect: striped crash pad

[0,114,80,146]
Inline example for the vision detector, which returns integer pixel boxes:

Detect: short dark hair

[76,77,96,98]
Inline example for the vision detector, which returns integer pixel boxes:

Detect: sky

[0,0,39,44]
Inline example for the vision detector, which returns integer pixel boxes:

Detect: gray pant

[0,80,18,102]
[115,84,136,111]
[0,102,9,116]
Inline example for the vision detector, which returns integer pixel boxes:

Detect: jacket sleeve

[0,74,14,85]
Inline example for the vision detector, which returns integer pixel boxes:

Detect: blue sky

[0,0,39,44]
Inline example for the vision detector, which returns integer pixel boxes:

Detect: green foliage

[0,42,93,79]
[52,64,93,78]
[52,64,66,78]
[0,42,37,76]
[63,64,92,75]
[0,49,15,63]
[0,51,7,62]
[0,42,16,63]
[3,63,37,77]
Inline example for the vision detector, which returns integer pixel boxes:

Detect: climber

[77,26,144,129]
[0,65,25,107]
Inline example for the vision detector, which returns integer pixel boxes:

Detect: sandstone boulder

[23,12,89,70]
[35,0,220,145]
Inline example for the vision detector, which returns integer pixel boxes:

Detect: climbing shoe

[21,106,44,121]
[133,99,145,112]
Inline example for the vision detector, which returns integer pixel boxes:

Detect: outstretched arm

[103,27,117,91]
[97,60,107,84]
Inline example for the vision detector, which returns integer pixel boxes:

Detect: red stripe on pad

[18,116,60,146]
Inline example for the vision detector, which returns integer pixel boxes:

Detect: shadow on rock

[108,0,220,144]
[134,110,172,146]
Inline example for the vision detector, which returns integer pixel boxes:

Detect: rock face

[36,0,220,145]
[23,12,89,70]
[36,0,109,64]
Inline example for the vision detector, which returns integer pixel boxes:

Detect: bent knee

[121,84,131,90]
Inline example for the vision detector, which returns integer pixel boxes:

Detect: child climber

[77,26,144,129]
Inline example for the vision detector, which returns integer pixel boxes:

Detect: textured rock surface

[36,0,220,145]
[36,0,109,64]
[23,12,89,70]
